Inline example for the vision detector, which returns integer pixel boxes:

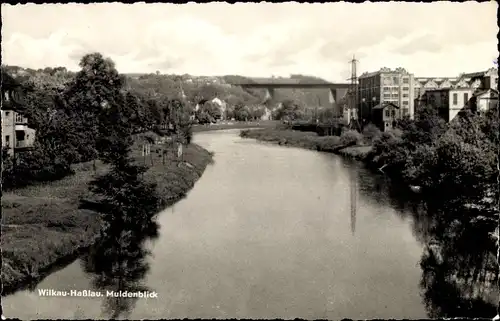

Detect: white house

[211,97,227,119]
[261,107,272,120]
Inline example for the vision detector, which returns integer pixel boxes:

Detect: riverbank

[1,142,213,295]
[192,120,280,133]
[240,128,373,160]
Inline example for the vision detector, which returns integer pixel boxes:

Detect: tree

[63,53,126,162]
[233,102,250,121]
[203,101,222,121]
[251,106,265,120]
[274,99,304,121]
[89,161,162,224]
[402,105,448,148]
[196,110,214,124]
[372,128,407,172]
[95,93,135,165]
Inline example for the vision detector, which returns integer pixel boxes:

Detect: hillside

[4,65,335,111]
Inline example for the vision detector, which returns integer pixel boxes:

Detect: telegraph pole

[347,55,361,131]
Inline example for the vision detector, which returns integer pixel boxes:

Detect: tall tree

[63,53,126,161]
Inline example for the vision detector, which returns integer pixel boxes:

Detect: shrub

[362,123,381,143]
[316,136,341,151]
[371,128,406,171]
[340,129,363,146]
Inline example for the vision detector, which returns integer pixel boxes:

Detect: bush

[371,128,406,171]
[340,129,363,146]
[316,136,342,151]
[362,123,381,143]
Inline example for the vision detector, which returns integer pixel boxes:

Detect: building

[358,67,416,131]
[419,88,474,122]
[1,70,36,156]
[371,102,400,131]
[261,107,272,121]
[417,67,498,122]
[470,88,498,112]
[211,97,227,120]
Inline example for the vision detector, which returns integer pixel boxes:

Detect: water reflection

[349,168,357,236]
[353,166,498,318]
[80,219,159,319]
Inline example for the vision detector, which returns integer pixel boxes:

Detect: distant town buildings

[358,66,498,130]
[417,67,498,122]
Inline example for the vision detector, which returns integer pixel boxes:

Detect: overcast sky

[2,2,498,81]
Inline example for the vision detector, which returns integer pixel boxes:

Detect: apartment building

[1,70,36,156]
[358,67,416,131]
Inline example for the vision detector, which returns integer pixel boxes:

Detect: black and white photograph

[1,1,499,320]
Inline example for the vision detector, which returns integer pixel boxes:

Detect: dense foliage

[1,56,191,189]
[369,104,498,229]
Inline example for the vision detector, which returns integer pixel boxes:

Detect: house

[470,88,498,112]
[211,97,227,120]
[419,85,498,122]
[194,97,227,121]
[372,102,400,131]
[419,88,474,122]
[261,107,272,120]
[1,70,36,156]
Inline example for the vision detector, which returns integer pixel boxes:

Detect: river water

[3,130,497,319]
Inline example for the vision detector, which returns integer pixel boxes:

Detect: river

[2,129,497,319]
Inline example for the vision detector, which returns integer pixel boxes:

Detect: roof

[461,71,487,79]
[473,88,499,97]
[373,102,400,110]
[358,71,381,79]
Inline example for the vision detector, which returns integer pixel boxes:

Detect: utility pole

[347,55,361,132]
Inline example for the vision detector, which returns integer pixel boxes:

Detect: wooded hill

[3,65,335,110]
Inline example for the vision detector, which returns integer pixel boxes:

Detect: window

[402,87,409,91]
[5,111,10,117]
[385,110,390,117]
[383,93,391,99]
[464,93,469,102]
[452,93,458,105]
[402,101,409,105]
[403,108,409,116]
[4,91,10,101]
[393,77,399,85]
[383,87,390,91]
[403,93,409,98]
[5,135,10,147]
[391,110,396,117]
[402,78,409,84]
[392,93,399,98]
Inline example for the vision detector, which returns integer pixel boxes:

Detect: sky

[1,2,498,82]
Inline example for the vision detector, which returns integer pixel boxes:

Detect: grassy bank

[1,141,213,295]
[240,128,372,159]
[192,120,279,133]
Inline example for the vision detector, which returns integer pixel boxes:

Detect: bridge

[228,78,351,105]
